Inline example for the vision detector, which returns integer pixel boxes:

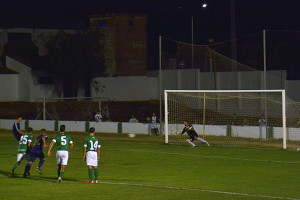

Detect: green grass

[0,131,300,200]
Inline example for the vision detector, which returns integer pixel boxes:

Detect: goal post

[282,90,287,149]
[164,90,292,149]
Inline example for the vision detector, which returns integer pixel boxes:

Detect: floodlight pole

[43,98,46,120]
[191,15,194,69]
[263,29,267,90]
[159,36,163,135]
[263,29,268,137]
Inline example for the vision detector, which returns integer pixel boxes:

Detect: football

[128,133,136,138]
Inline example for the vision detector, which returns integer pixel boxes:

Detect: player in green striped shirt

[11,127,33,176]
[83,127,101,183]
[48,125,73,183]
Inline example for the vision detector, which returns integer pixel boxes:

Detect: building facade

[90,14,147,76]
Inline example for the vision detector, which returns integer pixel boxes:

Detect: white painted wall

[29,74,58,101]
[198,125,227,136]
[273,127,283,139]
[90,121,118,133]
[28,120,55,131]
[166,124,227,136]
[0,74,19,101]
[287,128,300,141]
[122,122,150,134]
[6,56,31,101]
[1,60,299,103]
[91,76,158,101]
[0,118,299,141]
[232,126,261,138]
[58,121,86,132]
[90,70,293,102]
[0,119,25,130]
[5,56,59,102]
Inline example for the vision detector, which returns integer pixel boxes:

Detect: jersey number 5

[61,136,67,145]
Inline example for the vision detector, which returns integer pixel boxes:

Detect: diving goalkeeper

[178,120,210,147]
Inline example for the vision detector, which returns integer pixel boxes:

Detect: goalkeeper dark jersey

[182,125,198,136]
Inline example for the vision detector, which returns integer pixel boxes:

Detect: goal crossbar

[165,90,285,93]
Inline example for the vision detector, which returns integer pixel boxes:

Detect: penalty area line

[98,181,299,200]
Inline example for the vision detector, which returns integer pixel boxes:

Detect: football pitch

[0,130,300,200]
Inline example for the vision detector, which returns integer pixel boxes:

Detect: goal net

[35,97,111,121]
[164,90,300,149]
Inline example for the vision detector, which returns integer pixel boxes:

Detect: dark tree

[45,31,105,97]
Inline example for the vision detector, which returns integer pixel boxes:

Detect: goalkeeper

[178,120,210,147]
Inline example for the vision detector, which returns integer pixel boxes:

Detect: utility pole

[230,0,237,69]
[191,15,194,69]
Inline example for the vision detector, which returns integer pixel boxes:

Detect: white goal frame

[164,90,287,149]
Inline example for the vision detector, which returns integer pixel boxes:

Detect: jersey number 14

[89,140,98,150]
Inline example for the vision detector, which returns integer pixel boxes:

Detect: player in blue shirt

[178,120,210,147]
[12,117,24,141]
[23,129,48,178]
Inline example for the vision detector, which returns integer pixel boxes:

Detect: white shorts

[17,153,29,162]
[56,150,69,166]
[86,151,98,167]
[152,123,160,129]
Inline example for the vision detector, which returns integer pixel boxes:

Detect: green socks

[59,172,64,179]
[87,168,99,181]
[94,168,98,181]
[88,169,93,181]
[12,162,19,171]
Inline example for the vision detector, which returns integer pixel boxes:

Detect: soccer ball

[128,133,136,138]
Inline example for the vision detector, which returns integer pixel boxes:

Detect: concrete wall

[122,122,150,134]
[91,76,158,101]
[90,70,289,102]
[286,80,300,102]
[58,121,86,132]
[166,123,227,137]
[1,57,300,103]
[6,56,31,101]
[232,126,260,138]
[29,120,55,131]
[0,119,25,130]
[0,74,19,101]
[90,122,118,133]
[29,74,58,101]
[0,119,300,141]
[4,56,59,102]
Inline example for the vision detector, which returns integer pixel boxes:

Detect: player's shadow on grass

[0,170,81,183]
[29,176,82,183]
[0,170,11,177]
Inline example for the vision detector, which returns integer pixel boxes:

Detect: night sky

[1,0,300,78]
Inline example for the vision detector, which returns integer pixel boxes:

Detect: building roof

[0,66,18,74]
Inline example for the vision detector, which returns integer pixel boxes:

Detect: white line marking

[107,149,300,164]
[98,181,300,200]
